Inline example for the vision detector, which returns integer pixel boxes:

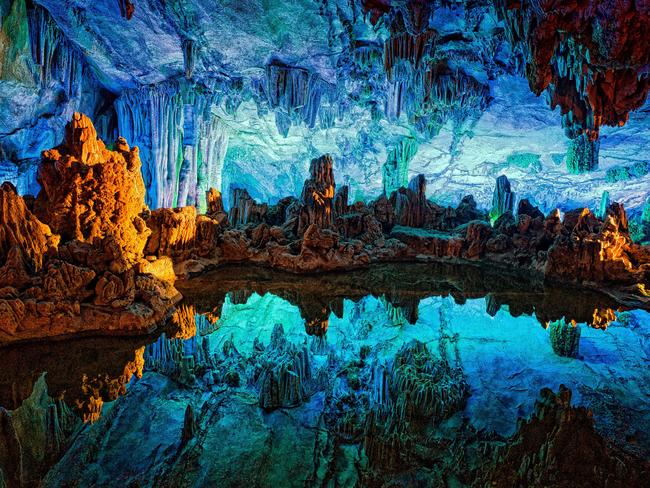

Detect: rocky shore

[1,114,649,344]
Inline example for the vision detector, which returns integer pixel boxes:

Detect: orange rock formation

[0,113,180,345]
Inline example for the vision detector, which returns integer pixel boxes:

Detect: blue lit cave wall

[1,0,649,216]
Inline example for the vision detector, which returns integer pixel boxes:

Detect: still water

[1,264,649,487]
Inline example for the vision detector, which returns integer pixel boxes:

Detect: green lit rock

[505,152,542,172]
[489,175,515,225]
[382,137,418,196]
[566,133,599,173]
[597,190,610,219]
[549,320,581,358]
[629,197,650,244]
[606,161,650,183]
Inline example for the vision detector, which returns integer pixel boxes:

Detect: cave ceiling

[0,0,648,213]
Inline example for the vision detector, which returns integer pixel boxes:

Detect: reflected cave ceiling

[0,0,649,214]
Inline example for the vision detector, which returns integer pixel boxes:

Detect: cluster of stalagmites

[145,152,649,299]
[130,299,650,487]
[2,114,649,343]
[139,307,476,483]
[0,113,180,345]
[0,375,79,487]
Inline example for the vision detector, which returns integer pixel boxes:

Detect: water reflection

[178,263,632,329]
[1,263,649,487]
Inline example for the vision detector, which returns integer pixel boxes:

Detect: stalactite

[382,137,418,195]
[26,4,87,99]
[182,39,197,80]
[115,82,228,209]
[362,339,469,471]
[181,404,197,446]
[255,60,336,136]
[566,132,599,174]
[144,323,213,386]
[383,31,436,81]
[495,0,650,154]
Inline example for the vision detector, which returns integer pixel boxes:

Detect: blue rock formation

[0,0,647,215]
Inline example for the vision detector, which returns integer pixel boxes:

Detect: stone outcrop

[490,175,514,224]
[0,375,80,487]
[228,188,267,227]
[0,113,180,345]
[0,182,59,278]
[135,149,649,303]
[26,278,649,488]
[548,320,581,358]
[35,116,150,272]
[3,114,647,344]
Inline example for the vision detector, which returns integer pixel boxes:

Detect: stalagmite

[297,155,336,235]
[597,191,610,220]
[181,404,197,446]
[256,323,314,410]
[228,188,267,227]
[548,320,581,357]
[0,113,180,344]
[182,39,197,80]
[490,175,515,225]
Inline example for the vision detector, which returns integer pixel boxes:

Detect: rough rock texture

[0,114,180,345]
[0,181,59,273]
[35,115,149,272]
[297,155,336,236]
[482,385,649,487]
[0,374,80,488]
[29,286,650,487]
[490,174,515,224]
[2,1,648,216]
[141,152,648,307]
[496,0,650,172]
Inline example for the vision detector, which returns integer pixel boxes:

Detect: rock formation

[3,114,648,344]
[0,375,80,487]
[35,115,149,272]
[0,113,180,345]
[490,175,515,224]
[134,147,649,302]
[482,385,650,487]
[22,286,649,488]
[548,320,581,358]
[297,154,336,236]
[496,0,650,171]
